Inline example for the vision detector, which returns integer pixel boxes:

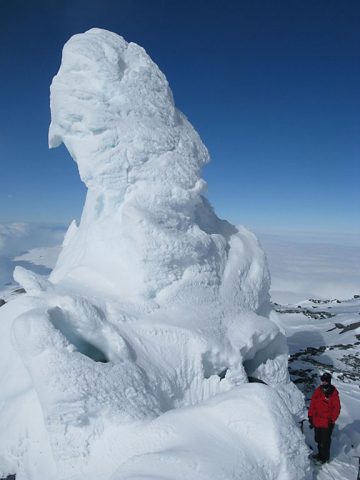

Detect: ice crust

[0,29,309,479]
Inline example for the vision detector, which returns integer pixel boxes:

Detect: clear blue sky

[1,0,359,234]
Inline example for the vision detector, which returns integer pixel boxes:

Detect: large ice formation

[0,29,310,480]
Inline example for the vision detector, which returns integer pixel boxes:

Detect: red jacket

[308,385,341,428]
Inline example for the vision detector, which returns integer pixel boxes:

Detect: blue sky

[1,0,359,234]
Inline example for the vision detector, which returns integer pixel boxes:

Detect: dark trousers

[314,424,334,462]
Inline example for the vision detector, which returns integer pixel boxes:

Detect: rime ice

[0,29,310,479]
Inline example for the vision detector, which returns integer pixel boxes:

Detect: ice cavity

[0,29,308,479]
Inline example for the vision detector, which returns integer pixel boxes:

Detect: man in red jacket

[308,372,341,463]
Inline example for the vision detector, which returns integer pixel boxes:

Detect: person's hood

[321,384,335,397]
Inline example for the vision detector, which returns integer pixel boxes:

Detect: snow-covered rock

[0,28,309,479]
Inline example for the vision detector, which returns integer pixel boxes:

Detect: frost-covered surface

[0,29,309,479]
[0,241,358,480]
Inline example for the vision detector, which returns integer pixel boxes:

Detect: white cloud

[0,222,66,289]
[258,232,360,303]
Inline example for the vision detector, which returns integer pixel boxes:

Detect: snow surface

[0,29,309,479]
[276,297,360,479]
[2,237,359,480]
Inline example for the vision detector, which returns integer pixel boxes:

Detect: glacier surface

[0,28,310,480]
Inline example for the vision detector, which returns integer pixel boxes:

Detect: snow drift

[0,28,309,480]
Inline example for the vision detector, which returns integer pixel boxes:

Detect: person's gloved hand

[308,417,314,429]
[329,420,334,431]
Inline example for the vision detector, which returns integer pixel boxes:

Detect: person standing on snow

[308,372,341,463]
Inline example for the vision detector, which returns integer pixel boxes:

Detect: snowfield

[276,297,360,480]
[1,28,358,480]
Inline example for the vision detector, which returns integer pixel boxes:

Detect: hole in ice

[218,368,227,380]
[48,307,108,363]
[202,353,218,379]
[216,367,267,385]
[242,332,287,378]
[13,288,26,294]
[248,376,267,385]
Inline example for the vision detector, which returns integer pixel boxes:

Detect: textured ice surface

[0,29,309,479]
